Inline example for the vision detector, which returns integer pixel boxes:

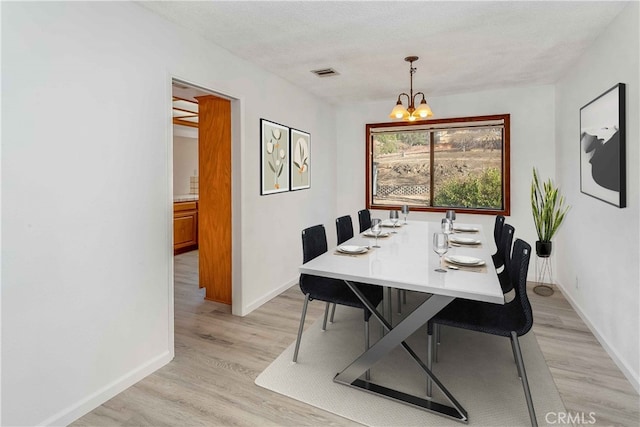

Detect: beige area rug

[256,293,566,426]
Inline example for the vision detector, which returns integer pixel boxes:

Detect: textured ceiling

[141,1,627,105]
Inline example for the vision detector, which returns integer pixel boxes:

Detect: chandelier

[388,56,433,121]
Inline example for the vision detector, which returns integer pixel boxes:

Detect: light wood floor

[73,250,639,426]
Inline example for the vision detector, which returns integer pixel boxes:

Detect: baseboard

[555,282,640,394]
[242,276,298,316]
[39,351,173,426]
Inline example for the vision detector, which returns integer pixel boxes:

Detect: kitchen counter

[174,194,199,202]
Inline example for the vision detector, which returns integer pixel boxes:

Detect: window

[366,114,510,215]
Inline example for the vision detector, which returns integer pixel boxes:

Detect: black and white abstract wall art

[580,83,626,208]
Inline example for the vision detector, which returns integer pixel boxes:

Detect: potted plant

[530,168,570,257]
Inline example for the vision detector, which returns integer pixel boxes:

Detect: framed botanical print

[290,128,310,191]
[260,119,290,195]
[579,83,626,208]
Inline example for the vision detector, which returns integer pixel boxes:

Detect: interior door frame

[166,75,244,352]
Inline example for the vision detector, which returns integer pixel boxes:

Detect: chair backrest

[301,224,328,263]
[358,209,371,233]
[509,238,534,336]
[492,215,508,269]
[493,215,505,251]
[336,215,354,245]
[498,224,515,293]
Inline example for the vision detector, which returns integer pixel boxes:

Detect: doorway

[171,79,234,307]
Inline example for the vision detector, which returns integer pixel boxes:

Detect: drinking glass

[371,218,382,248]
[446,209,456,224]
[441,218,453,236]
[401,205,410,224]
[389,210,399,233]
[433,233,449,273]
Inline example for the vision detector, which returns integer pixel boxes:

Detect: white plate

[445,255,485,266]
[337,245,368,254]
[450,236,481,245]
[453,225,479,232]
[363,231,390,238]
[381,220,403,228]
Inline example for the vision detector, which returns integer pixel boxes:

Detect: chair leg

[426,330,434,397]
[403,289,407,304]
[322,301,330,330]
[365,319,371,380]
[511,332,538,427]
[397,289,402,314]
[293,294,310,363]
[511,335,523,378]
[329,303,337,323]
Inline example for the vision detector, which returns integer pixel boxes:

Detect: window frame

[365,114,510,215]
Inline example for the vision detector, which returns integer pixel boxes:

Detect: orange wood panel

[173,118,198,128]
[196,95,232,304]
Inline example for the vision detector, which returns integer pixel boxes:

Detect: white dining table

[298,220,504,423]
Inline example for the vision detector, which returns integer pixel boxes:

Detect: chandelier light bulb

[389,101,409,119]
[415,99,433,118]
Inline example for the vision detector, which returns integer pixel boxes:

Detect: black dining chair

[427,239,537,426]
[330,215,356,322]
[492,215,506,268]
[358,209,371,233]
[355,210,406,316]
[336,215,354,245]
[432,223,516,356]
[497,223,515,294]
[293,225,384,364]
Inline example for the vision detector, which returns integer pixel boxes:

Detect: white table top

[299,220,504,305]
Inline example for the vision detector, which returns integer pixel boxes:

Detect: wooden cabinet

[174,201,198,254]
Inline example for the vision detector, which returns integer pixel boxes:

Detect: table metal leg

[387,287,393,324]
[435,323,440,362]
[427,331,434,396]
[335,281,468,423]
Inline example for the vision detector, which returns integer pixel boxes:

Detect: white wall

[554,1,639,392]
[1,2,336,425]
[173,135,198,196]
[336,85,556,263]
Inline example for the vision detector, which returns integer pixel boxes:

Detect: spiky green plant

[531,168,569,242]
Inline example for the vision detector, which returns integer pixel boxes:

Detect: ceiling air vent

[311,68,339,77]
